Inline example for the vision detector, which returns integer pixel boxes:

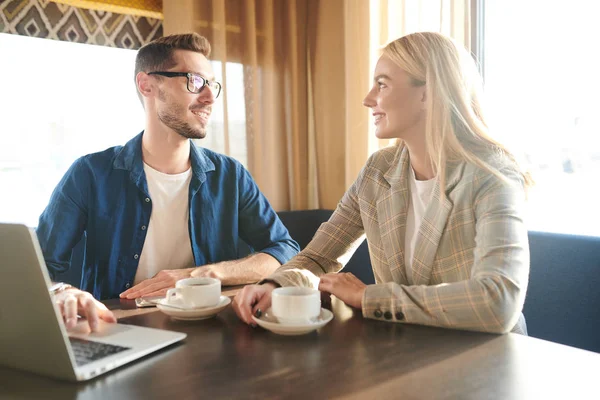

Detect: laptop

[0,223,186,381]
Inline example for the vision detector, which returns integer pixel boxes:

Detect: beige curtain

[163,0,370,211]
[162,0,472,210]
[308,0,371,209]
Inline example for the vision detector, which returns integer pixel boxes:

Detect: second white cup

[166,277,221,309]
[271,287,321,325]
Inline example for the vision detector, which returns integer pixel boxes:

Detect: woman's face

[363,55,426,141]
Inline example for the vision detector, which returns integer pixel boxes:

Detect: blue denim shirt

[37,132,299,300]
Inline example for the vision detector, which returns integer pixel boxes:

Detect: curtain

[162,0,370,211]
[373,0,471,48]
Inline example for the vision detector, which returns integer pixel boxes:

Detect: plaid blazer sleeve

[265,157,372,289]
[362,167,530,333]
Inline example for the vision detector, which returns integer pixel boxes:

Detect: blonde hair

[383,32,532,193]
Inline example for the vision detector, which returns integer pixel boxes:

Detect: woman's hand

[318,272,366,309]
[232,283,277,325]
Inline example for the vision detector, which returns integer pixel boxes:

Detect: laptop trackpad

[69,320,133,338]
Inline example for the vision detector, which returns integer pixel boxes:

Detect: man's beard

[157,89,207,139]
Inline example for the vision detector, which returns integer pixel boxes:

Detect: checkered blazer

[268,144,529,334]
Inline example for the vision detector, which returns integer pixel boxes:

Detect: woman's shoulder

[461,151,526,192]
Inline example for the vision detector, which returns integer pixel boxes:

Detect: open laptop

[0,223,186,381]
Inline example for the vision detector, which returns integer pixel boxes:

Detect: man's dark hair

[134,33,211,102]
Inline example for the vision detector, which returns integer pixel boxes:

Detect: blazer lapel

[376,146,411,285]
[410,162,464,285]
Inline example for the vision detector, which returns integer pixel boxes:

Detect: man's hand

[54,288,116,332]
[232,283,277,325]
[318,272,366,309]
[119,268,196,299]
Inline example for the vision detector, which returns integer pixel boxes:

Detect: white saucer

[252,308,333,336]
[156,296,231,321]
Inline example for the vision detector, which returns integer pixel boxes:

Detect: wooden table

[1,293,599,399]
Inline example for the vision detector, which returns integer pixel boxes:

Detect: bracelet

[49,282,74,295]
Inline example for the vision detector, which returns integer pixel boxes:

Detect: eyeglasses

[148,71,222,98]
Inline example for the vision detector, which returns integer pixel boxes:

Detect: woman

[233,32,531,334]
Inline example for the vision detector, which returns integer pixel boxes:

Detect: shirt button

[141,225,146,230]
[395,311,405,321]
[134,254,139,259]
[145,197,150,203]
[125,283,130,289]
[374,310,383,318]
[384,311,393,320]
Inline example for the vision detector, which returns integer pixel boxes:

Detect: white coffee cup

[166,277,221,309]
[271,287,321,325]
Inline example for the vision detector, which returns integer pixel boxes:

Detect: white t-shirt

[404,167,436,275]
[134,163,195,285]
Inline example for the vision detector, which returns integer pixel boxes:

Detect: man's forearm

[201,253,281,286]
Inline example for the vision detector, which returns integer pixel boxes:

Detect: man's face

[153,50,217,139]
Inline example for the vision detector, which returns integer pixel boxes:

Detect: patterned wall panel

[0,0,163,49]
[52,0,162,19]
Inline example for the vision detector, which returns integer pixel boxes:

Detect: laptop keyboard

[70,337,131,366]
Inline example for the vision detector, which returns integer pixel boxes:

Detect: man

[37,33,299,331]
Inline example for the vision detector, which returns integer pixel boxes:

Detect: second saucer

[252,308,333,335]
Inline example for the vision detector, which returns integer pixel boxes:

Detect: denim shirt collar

[112,132,216,195]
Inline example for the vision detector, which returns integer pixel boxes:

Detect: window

[0,33,246,227]
[0,33,142,227]
[197,61,247,167]
[484,0,600,236]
